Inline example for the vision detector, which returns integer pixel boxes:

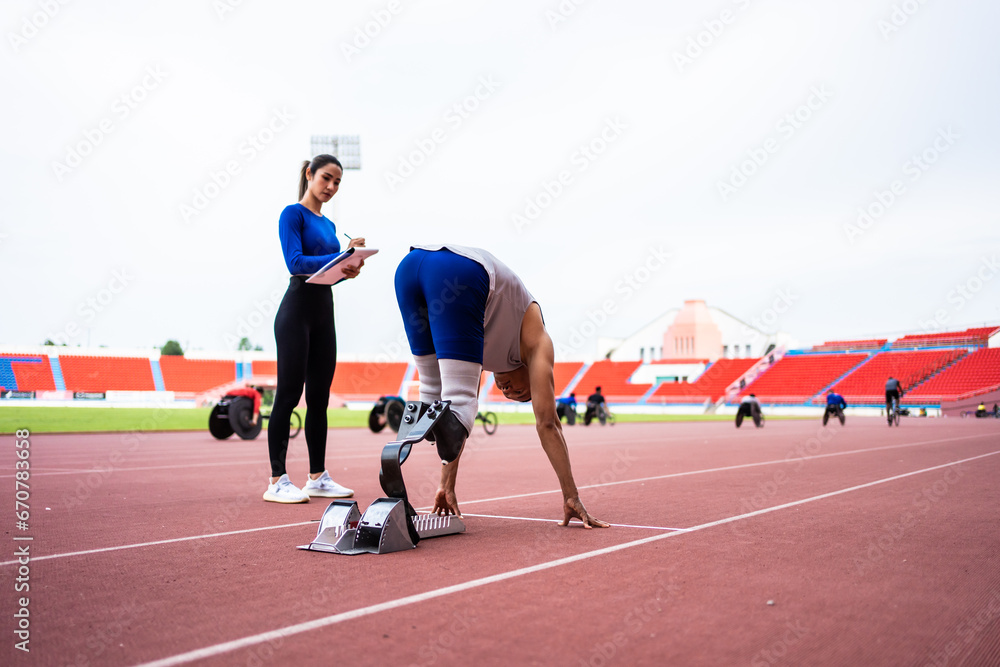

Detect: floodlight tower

[309,135,361,228]
[310,135,361,170]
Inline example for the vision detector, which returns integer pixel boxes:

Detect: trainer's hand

[341,259,364,279]
[561,496,609,529]
[433,487,462,518]
[347,237,366,249]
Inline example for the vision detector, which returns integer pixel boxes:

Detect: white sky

[2,0,998,359]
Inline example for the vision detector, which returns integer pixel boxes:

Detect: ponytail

[299,154,344,199]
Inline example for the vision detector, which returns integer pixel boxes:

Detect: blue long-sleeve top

[826,392,846,408]
[278,203,342,275]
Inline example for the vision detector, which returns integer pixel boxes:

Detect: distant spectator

[823,391,847,426]
[736,394,762,428]
[557,392,578,425]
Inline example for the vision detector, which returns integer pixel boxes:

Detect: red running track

[1,418,999,666]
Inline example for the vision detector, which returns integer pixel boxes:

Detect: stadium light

[310,135,361,170]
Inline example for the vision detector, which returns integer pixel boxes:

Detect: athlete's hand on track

[561,496,610,529]
[433,487,462,518]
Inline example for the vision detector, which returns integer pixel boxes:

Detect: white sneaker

[263,474,310,504]
[303,471,354,498]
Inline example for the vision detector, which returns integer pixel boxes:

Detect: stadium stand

[650,357,758,403]
[0,355,56,392]
[479,361,584,404]
[159,357,236,393]
[892,326,998,348]
[251,360,277,376]
[826,349,967,404]
[330,361,409,401]
[60,355,156,392]
[812,339,887,352]
[737,353,868,403]
[906,347,1000,402]
[553,361,585,396]
[570,360,651,402]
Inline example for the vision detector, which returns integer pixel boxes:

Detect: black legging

[267,277,337,478]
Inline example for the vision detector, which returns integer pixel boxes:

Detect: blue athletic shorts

[394,249,490,364]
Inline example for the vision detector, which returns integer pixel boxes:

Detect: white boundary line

[134,449,1000,667]
[4,433,991,566]
[0,522,315,566]
[460,513,690,532]
[418,433,997,509]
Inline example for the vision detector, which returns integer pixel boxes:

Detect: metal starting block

[297,499,465,555]
[297,400,466,555]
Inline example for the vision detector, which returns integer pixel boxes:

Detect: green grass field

[0,406,795,434]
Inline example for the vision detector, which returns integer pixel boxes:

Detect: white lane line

[418,433,998,509]
[461,513,689,531]
[133,449,1000,667]
[9,433,991,564]
[0,522,315,567]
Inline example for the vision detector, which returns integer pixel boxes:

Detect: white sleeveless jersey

[411,244,537,372]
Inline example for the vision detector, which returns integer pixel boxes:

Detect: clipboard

[305,247,379,285]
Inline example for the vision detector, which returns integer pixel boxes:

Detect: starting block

[298,400,466,555]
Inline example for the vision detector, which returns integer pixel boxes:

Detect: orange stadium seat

[251,360,277,376]
[738,353,867,403]
[813,339,887,352]
[0,355,56,392]
[650,357,758,403]
[331,362,409,400]
[571,360,650,403]
[906,348,1000,402]
[893,327,998,348]
[828,349,967,404]
[159,357,236,393]
[60,356,156,392]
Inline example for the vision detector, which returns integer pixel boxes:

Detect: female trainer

[264,154,364,503]
[394,244,608,528]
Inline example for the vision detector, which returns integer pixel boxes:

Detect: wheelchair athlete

[823,391,847,426]
[736,393,763,428]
